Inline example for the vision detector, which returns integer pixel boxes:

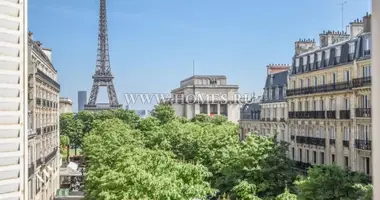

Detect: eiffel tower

[84,0,122,111]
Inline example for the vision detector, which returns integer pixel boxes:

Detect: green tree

[151,104,176,124]
[83,119,215,200]
[60,135,70,158]
[275,188,297,200]
[60,113,84,156]
[295,165,372,200]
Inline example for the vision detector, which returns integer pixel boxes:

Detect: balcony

[330,139,335,145]
[288,111,325,119]
[28,163,34,177]
[272,118,277,122]
[280,118,285,122]
[266,118,270,121]
[364,50,371,56]
[343,140,350,148]
[339,110,350,119]
[296,136,325,147]
[352,76,371,88]
[286,81,351,97]
[355,108,371,118]
[293,161,313,172]
[326,111,336,119]
[355,140,371,150]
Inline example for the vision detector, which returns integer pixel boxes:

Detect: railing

[330,139,335,145]
[286,81,351,97]
[272,118,277,122]
[343,140,350,148]
[355,140,371,150]
[288,111,325,119]
[28,163,34,177]
[296,136,325,147]
[326,111,336,119]
[355,108,371,117]
[340,110,350,119]
[36,158,43,166]
[280,118,285,122]
[364,50,371,56]
[352,76,371,88]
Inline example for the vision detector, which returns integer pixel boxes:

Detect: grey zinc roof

[240,102,261,120]
[265,71,288,88]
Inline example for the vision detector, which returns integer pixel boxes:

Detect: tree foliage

[60,105,373,199]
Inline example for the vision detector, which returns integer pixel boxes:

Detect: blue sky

[29,0,370,112]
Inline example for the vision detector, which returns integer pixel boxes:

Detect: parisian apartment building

[287,13,372,175]
[0,0,29,199]
[27,32,61,199]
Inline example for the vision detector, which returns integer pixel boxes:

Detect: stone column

[372,1,380,197]
[336,122,344,166]
[217,104,220,115]
[207,104,210,115]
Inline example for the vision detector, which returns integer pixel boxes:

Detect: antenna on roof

[338,1,348,33]
[192,60,195,76]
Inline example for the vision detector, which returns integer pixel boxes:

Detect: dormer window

[303,56,307,71]
[270,75,274,85]
[275,87,279,99]
[310,54,314,68]
[335,46,341,64]
[264,89,268,100]
[364,37,371,56]
[296,58,300,67]
[316,52,322,68]
[348,43,355,61]
[324,49,330,67]
[268,88,272,100]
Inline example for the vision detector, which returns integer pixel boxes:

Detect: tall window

[306,150,309,163]
[344,98,349,110]
[329,98,334,110]
[275,87,279,99]
[298,102,302,111]
[310,55,314,65]
[330,127,335,139]
[332,73,336,84]
[292,148,295,159]
[314,77,318,86]
[307,78,311,87]
[349,43,355,54]
[344,127,350,141]
[360,95,370,108]
[299,149,303,162]
[321,75,326,85]
[300,79,304,88]
[364,37,371,51]
[321,152,325,164]
[335,46,341,57]
[210,104,217,114]
[313,101,317,111]
[200,104,207,114]
[363,65,371,77]
[296,58,300,67]
[305,101,309,111]
[344,70,350,82]
[320,100,324,111]
[283,85,287,97]
[220,104,228,116]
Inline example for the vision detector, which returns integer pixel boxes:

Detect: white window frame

[349,43,355,54]
[317,52,322,61]
[330,127,336,139]
[344,127,350,141]
[303,56,308,65]
[310,54,314,63]
[335,46,342,57]
[363,65,371,77]
[296,58,300,67]
[325,49,330,60]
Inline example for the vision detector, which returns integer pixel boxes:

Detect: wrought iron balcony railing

[355,140,371,150]
[343,140,350,148]
[296,136,325,147]
[339,110,350,119]
[352,76,371,88]
[288,111,325,119]
[355,108,371,118]
[326,110,336,119]
[286,81,351,97]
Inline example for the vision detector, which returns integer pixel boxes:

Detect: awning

[47,166,53,173]
[43,169,49,177]
[36,174,44,183]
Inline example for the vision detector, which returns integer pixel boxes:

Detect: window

[299,149,302,161]
[310,54,314,64]
[349,43,355,54]
[313,151,317,164]
[269,89,272,100]
[363,65,371,77]
[344,98,349,110]
[330,127,335,139]
[321,152,325,164]
[275,87,279,99]
[313,101,317,111]
[320,100,324,111]
[290,102,295,111]
[329,99,334,110]
[298,101,302,111]
[270,75,274,85]
[264,89,268,100]
[292,148,295,159]
[283,85,287,97]
[332,73,336,84]
[296,58,300,67]
[345,156,349,167]
[335,46,341,57]
[325,49,330,60]
[314,77,317,86]
[364,37,371,50]
[360,95,370,108]
[300,79,304,88]
[292,80,296,88]
[307,78,311,87]
[344,127,350,141]
[321,75,326,85]
[344,70,350,81]
[200,104,207,114]
[220,104,228,116]
[305,101,309,111]
[306,150,309,162]
[317,52,322,61]
[210,104,217,114]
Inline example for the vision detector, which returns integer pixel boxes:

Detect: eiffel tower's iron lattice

[85,0,122,110]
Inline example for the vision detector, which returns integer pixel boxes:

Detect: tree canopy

[60,105,373,199]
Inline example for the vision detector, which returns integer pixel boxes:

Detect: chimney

[363,12,372,33]
[349,18,364,38]
[294,38,316,55]
[319,30,349,47]
[266,64,290,75]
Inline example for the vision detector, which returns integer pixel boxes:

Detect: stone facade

[287,14,372,175]
[27,32,61,200]
[59,97,73,114]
